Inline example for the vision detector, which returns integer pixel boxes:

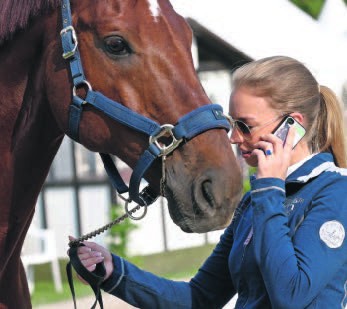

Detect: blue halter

[60,0,230,207]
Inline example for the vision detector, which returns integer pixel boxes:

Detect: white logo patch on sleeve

[319,220,345,249]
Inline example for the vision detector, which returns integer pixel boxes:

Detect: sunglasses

[225,114,286,139]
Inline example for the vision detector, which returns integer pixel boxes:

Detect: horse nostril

[192,178,218,216]
[202,180,215,208]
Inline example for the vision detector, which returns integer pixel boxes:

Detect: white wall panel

[45,188,77,257]
[127,198,165,256]
[79,186,111,247]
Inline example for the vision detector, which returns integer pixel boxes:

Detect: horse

[0,0,242,307]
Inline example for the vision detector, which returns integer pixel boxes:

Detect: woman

[73,56,347,308]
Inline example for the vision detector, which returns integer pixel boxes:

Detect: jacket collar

[286,152,336,184]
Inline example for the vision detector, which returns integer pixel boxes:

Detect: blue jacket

[101,152,347,308]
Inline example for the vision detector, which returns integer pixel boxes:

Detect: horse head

[43,0,242,233]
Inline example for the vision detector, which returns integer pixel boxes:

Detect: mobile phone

[272,116,306,149]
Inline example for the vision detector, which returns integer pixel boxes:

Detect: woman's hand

[68,236,114,284]
[252,126,295,180]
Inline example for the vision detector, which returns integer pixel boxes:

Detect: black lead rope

[67,243,106,309]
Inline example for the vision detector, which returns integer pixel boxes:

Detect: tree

[107,204,138,258]
[289,0,326,19]
[290,0,347,19]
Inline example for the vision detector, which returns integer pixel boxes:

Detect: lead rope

[160,155,167,197]
[67,156,167,308]
[68,202,143,247]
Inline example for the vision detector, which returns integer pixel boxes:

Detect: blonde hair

[231,56,347,167]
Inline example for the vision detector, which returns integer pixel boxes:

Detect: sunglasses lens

[236,121,251,136]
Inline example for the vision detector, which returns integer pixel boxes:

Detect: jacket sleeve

[250,177,347,308]
[100,220,237,309]
[101,254,192,308]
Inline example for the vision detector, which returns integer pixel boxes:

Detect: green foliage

[243,166,257,193]
[289,0,326,19]
[243,178,251,194]
[107,204,138,258]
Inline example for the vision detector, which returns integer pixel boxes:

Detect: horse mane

[0,0,61,44]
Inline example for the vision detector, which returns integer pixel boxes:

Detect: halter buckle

[60,26,78,59]
[149,124,182,157]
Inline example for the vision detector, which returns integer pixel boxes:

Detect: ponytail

[313,86,347,167]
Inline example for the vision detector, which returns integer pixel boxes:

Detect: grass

[31,281,91,306]
[30,244,216,306]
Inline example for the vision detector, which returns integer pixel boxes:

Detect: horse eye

[104,36,131,56]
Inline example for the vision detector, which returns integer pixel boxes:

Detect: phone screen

[273,116,306,148]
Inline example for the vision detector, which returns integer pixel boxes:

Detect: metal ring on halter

[124,200,148,220]
[149,124,183,157]
[73,80,92,97]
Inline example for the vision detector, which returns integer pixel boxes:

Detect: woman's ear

[289,112,305,125]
